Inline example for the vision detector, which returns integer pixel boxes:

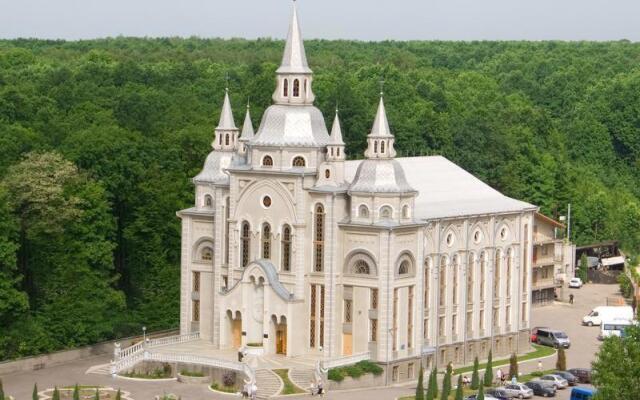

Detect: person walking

[569,293,574,304]
[537,360,543,373]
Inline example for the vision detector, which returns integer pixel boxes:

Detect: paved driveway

[2,283,617,400]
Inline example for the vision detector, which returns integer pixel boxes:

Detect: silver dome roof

[193,151,233,184]
[251,104,330,147]
[348,159,416,194]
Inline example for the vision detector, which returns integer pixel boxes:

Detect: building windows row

[261,155,308,168]
[283,78,306,98]
[240,221,293,272]
[356,204,411,219]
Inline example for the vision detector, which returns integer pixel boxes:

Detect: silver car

[501,383,534,399]
[538,374,569,389]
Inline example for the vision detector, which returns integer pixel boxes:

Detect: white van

[582,306,633,326]
[599,318,635,340]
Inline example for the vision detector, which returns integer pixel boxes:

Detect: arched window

[358,204,369,218]
[452,255,459,305]
[380,206,393,219]
[292,156,306,167]
[354,260,370,274]
[439,257,447,306]
[480,252,487,301]
[262,223,271,259]
[283,79,289,97]
[281,225,292,272]
[204,194,213,207]
[374,140,378,153]
[304,79,307,95]
[293,79,300,97]
[380,141,385,153]
[398,260,410,275]
[201,247,213,261]
[219,134,222,145]
[314,204,324,272]
[262,155,273,167]
[225,134,229,146]
[494,249,501,298]
[337,148,341,156]
[241,222,250,267]
[324,169,330,179]
[506,249,512,296]
[402,205,410,219]
[424,259,431,307]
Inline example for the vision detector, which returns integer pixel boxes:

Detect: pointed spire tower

[364,94,396,159]
[212,89,239,151]
[238,103,254,155]
[272,1,315,105]
[327,108,346,161]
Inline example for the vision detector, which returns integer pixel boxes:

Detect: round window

[500,227,508,240]
[262,196,272,208]
[474,230,482,244]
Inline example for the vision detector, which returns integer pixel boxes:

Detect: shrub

[180,370,205,377]
[618,273,633,298]
[327,368,345,382]
[162,363,172,376]
[355,360,383,375]
[32,383,38,400]
[509,353,518,379]
[222,371,236,387]
[73,384,79,400]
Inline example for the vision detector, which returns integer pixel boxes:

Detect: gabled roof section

[345,156,537,220]
[217,89,237,130]
[276,1,312,75]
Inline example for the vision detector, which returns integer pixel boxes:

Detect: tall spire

[240,104,254,140]
[277,1,312,74]
[217,89,237,130]
[368,96,392,138]
[330,109,345,145]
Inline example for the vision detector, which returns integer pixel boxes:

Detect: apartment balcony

[532,278,560,290]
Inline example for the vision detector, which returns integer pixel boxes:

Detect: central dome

[251,105,330,147]
[349,159,416,194]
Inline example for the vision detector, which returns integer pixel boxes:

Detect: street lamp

[142,326,147,344]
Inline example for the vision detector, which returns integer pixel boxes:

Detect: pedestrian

[496,368,502,385]
[462,375,470,387]
[569,293,574,304]
[250,382,257,400]
[537,360,543,372]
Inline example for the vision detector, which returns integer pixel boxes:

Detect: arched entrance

[275,316,287,355]
[227,310,242,349]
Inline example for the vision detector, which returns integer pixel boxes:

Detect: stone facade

[177,3,537,381]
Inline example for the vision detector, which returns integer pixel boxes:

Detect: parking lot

[528,282,621,399]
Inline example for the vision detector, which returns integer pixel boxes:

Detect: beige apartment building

[177,3,538,382]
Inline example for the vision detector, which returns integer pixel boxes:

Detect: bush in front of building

[471,357,480,389]
[509,353,518,379]
[327,360,383,382]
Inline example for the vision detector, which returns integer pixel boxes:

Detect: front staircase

[288,368,316,392]
[254,369,282,399]
[85,363,112,375]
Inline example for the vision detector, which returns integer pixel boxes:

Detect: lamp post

[142,326,147,345]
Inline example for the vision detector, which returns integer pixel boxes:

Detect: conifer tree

[416,366,425,400]
[455,375,464,400]
[52,387,60,400]
[509,353,518,380]
[477,381,485,400]
[426,370,435,400]
[73,384,79,400]
[556,347,567,371]
[440,365,451,400]
[431,368,439,399]
[0,378,4,400]
[32,383,38,400]
[471,357,480,390]
[483,351,493,387]
[115,389,121,400]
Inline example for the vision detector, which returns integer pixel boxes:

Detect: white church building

[178,3,537,381]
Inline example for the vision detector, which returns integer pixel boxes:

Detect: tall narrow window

[224,197,230,265]
[371,288,378,309]
[193,300,200,322]
[241,222,250,267]
[424,260,430,307]
[310,285,316,347]
[381,141,385,153]
[467,253,474,303]
[506,249,512,296]
[452,255,459,305]
[408,286,414,348]
[494,250,501,298]
[344,299,352,323]
[193,271,200,292]
[293,79,300,97]
[392,288,398,351]
[314,204,325,272]
[523,224,529,294]
[374,140,378,153]
[480,252,486,301]
[439,257,447,306]
[283,79,289,97]
[262,223,271,259]
[282,225,292,272]
[225,133,230,146]
[320,285,325,347]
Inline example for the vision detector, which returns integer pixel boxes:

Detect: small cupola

[326,109,346,161]
[364,95,396,159]
[212,89,239,152]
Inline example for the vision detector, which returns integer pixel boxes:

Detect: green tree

[556,347,567,371]
[477,381,485,400]
[73,384,79,400]
[52,387,60,400]
[425,369,435,400]
[509,353,518,380]
[0,377,4,400]
[94,388,100,400]
[579,254,589,283]
[440,365,451,400]
[455,375,464,400]
[415,366,425,400]
[592,325,640,399]
[32,383,38,400]
[471,357,480,390]
[115,389,121,400]
[483,351,493,387]
[432,368,439,399]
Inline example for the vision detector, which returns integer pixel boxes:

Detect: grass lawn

[274,369,305,395]
[454,344,556,375]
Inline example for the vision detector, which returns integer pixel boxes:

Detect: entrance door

[276,327,287,354]
[342,333,353,356]
[232,319,242,348]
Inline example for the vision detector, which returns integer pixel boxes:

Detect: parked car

[486,388,511,400]
[566,368,592,384]
[531,326,548,343]
[570,387,595,400]
[466,395,500,400]
[536,328,571,348]
[501,383,534,399]
[525,381,556,397]
[538,374,569,389]
[552,370,578,386]
[568,277,583,288]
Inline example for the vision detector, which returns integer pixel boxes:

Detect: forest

[0,37,639,361]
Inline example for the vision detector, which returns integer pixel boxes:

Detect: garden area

[327,360,384,382]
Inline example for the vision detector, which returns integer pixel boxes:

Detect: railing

[320,352,371,371]
[148,332,200,348]
[147,351,255,384]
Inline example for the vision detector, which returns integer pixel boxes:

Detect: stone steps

[85,363,112,375]
[255,368,282,399]
[289,368,316,392]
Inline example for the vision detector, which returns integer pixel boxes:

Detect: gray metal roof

[346,156,536,219]
[276,2,312,75]
[240,106,254,141]
[217,90,237,130]
[368,96,392,138]
[248,259,294,301]
[330,110,345,145]
[348,159,416,194]
[193,151,233,184]
[251,104,330,147]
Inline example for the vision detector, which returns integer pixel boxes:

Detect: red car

[531,326,548,343]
